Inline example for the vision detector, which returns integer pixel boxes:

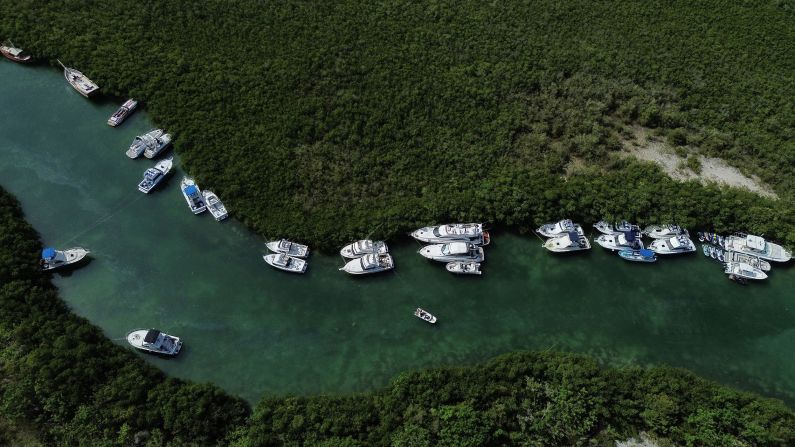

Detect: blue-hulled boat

[618,248,657,263]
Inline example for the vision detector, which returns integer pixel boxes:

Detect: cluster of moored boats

[698,232,790,283]
[413,223,490,275]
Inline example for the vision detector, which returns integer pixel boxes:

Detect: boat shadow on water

[46,256,94,277]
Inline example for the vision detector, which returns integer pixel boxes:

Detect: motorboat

[57,60,98,98]
[108,99,138,126]
[263,253,307,273]
[266,239,309,258]
[536,219,578,238]
[339,253,394,275]
[542,229,591,252]
[414,308,437,324]
[594,230,643,251]
[40,247,89,271]
[445,261,482,275]
[339,239,388,259]
[202,190,228,221]
[126,129,170,159]
[0,40,31,63]
[724,262,767,280]
[724,233,791,262]
[724,251,771,272]
[594,220,638,235]
[418,242,485,262]
[180,177,206,214]
[126,329,182,356]
[618,248,657,263]
[643,224,686,239]
[648,235,696,255]
[137,158,172,193]
[411,223,490,246]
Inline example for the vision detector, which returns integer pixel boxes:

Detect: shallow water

[1,61,794,404]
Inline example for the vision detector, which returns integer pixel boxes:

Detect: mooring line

[58,192,145,246]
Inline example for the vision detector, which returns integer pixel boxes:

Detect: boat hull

[263,254,307,273]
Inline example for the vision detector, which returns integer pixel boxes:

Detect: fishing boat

[339,253,394,275]
[263,253,307,273]
[724,233,791,262]
[411,223,490,246]
[536,219,578,238]
[57,60,98,98]
[340,240,388,259]
[445,261,482,275]
[202,191,228,221]
[107,99,138,126]
[648,235,696,255]
[594,220,638,235]
[724,250,771,272]
[618,248,657,263]
[542,230,591,252]
[137,158,172,193]
[414,308,437,324]
[0,40,31,63]
[266,239,309,258]
[643,224,686,239]
[126,129,170,159]
[126,329,182,356]
[180,177,206,214]
[418,242,485,262]
[724,262,767,280]
[594,230,643,251]
[40,247,89,271]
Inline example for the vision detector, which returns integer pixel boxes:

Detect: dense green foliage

[2,0,795,250]
[1,186,794,445]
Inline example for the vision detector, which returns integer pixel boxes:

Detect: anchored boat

[536,219,578,238]
[618,248,657,263]
[138,158,172,193]
[648,235,696,255]
[595,230,643,251]
[40,247,89,271]
[126,329,182,356]
[723,262,767,280]
[724,250,771,272]
[414,308,437,324]
[0,40,31,63]
[340,239,388,259]
[126,129,171,159]
[643,224,686,239]
[445,261,482,275]
[418,242,485,262]
[723,233,791,263]
[57,60,98,98]
[266,239,309,258]
[108,99,138,127]
[340,253,394,275]
[594,220,638,235]
[543,229,591,252]
[180,177,206,214]
[202,191,228,221]
[411,223,490,246]
[263,253,307,273]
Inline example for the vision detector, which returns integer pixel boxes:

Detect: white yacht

[40,247,89,271]
[418,242,485,262]
[340,253,394,275]
[724,262,768,280]
[137,158,172,193]
[57,60,98,98]
[543,229,591,252]
[411,223,490,246]
[723,233,791,262]
[536,219,579,238]
[595,231,643,251]
[202,191,228,221]
[108,99,138,126]
[648,235,696,255]
[445,261,482,275]
[180,177,206,214]
[126,129,171,159]
[126,329,182,356]
[266,239,309,258]
[643,224,686,239]
[414,308,437,324]
[594,220,638,235]
[340,240,388,259]
[724,251,771,272]
[263,253,307,273]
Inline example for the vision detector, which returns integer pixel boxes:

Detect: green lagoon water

[1,61,794,404]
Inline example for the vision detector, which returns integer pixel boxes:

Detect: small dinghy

[126,129,171,159]
[108,99,138,127]
[40,247,90,271]
[717,235,725,247]
[643,224,686,239]
[58,60,98,98]
[340,253,394,275]
[445,261,482,275]
[697,232,705,242]
[716,250,725,262]
[702,244,710,257]
[339,239,388,259]
[414,308,437,324]
[263,253,307,274]
[126,329,182,356]
[0,40,31,63]
[618,248,657,263]
[266,239,309,258]
[138,158,172,193]
[709,246,718,259]
[418,242,485,262]
[724,262,767,280]
[202,190,228,221]
[180,177,206,214]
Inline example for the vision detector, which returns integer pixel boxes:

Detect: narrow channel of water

[1,62,794,404]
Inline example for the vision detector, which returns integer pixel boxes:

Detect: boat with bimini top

[138,158,172,193]
[543,229,591,252]
[126,329,182,356]
[40,247,89,271]
[618,248,657,263]
[180,177,206,214]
